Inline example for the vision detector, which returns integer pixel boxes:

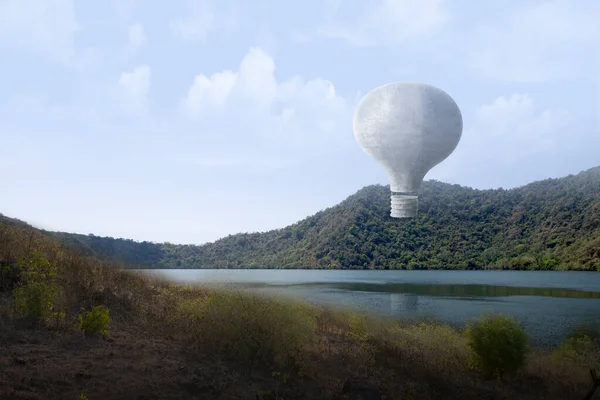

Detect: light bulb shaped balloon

[353,82,463,218]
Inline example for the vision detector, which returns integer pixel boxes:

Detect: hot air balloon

[353,82,463,218]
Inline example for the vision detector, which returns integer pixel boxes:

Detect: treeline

[4,166,600,271]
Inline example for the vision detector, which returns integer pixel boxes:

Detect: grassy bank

[1,225,600,399]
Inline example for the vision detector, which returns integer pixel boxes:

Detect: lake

[137,269,600,347]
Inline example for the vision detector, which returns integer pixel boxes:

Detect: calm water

[138,269,600,347]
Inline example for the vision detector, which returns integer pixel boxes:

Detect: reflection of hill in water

[285,282,600,299]
[390,293,419,312]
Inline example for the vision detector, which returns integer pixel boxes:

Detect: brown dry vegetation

[1,217,600,399]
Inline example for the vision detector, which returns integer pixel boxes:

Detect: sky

[0,0,599,245]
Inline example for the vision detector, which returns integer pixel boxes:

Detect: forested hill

[4,167,600,271]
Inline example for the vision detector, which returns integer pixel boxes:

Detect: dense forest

[3,166,600,271]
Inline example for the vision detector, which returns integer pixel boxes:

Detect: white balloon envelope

[353,82,463,218]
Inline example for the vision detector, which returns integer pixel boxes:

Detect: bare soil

[0,322,332,400]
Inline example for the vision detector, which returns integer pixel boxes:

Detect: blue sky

[1,0,599,244]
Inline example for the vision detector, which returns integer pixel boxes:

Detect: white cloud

[473,94,570,161]
[318,0,448,46]
[170,0,215,42]
[431,93,571,185]
[128,23,145,48]
[3,66,154,125]
[119,65,151,114]
[237,48,278,110]
[180,47,352,150]
[468,0,600,82]
[182,71,238,114]
[0,0,80,63]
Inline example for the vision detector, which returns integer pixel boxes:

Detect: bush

[17,251,57,283]
[553,323,599,369]
[464,314,529,378]
[78,305,112,336]
[553,335,600,369]
[371,319,470,380]
[12,251,64,325]
[13,281,61,320]
[178,290,318,370]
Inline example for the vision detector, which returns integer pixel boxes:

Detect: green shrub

[18,251,57,283]
[464,314,529,378]
[78,305,112,336]
[553,335,600,369]
[12,252,64,325]
[13,281,61,320]
[183,291,317,370]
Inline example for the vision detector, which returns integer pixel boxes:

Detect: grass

[1,222,600,399]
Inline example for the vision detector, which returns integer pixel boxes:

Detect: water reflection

[404,293,418,310]
[389,293,419,312]
[390,293,401,312]
[313,282,600,299]
[197,281,600,300]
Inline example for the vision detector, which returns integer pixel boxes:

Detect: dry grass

[1,222,600,399]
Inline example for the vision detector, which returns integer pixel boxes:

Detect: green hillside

[5,166,600,271]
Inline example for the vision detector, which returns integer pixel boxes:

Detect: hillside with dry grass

[1,210,600,399]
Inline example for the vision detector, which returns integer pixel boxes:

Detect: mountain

[4,167,600,271]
